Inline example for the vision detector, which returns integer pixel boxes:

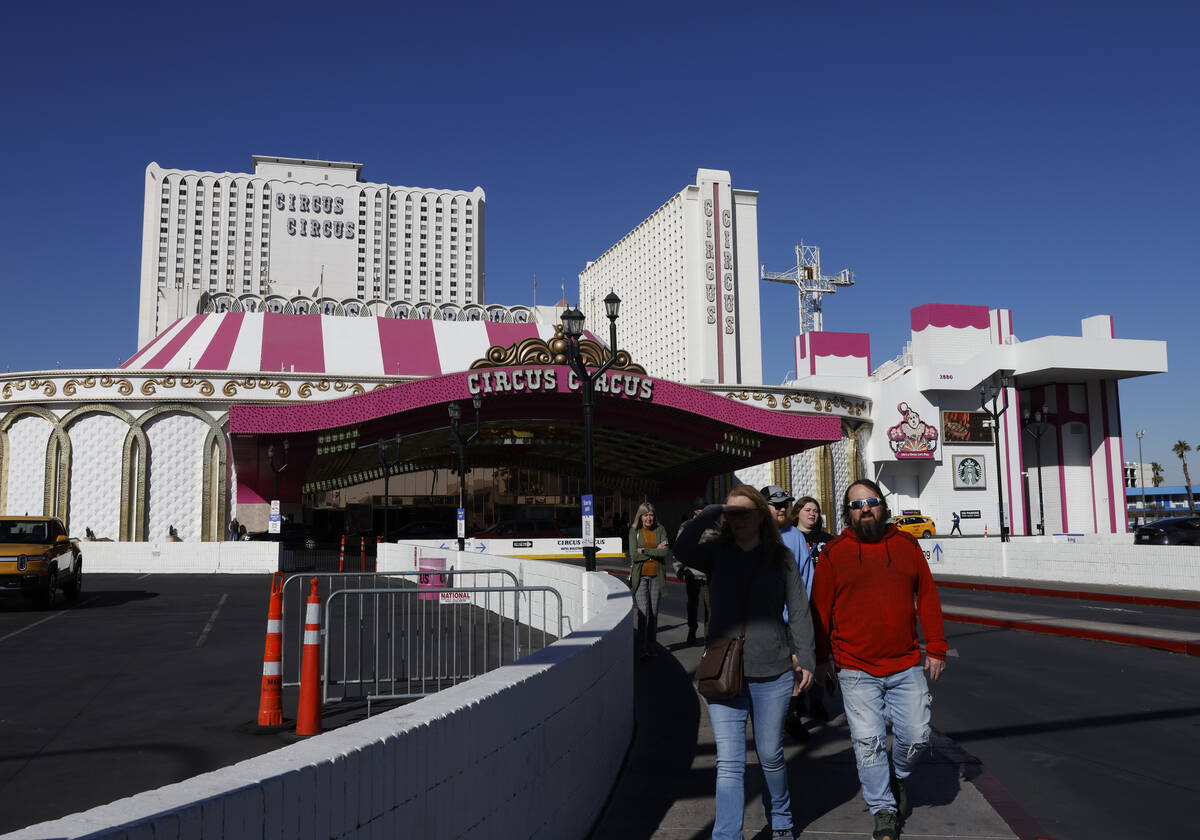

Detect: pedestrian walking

[950,511,962,535]
[673,497,718,644]
[810,479,947,840]
[628,502,670,660]
[675,486,815,840]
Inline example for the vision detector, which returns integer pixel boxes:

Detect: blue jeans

[707,670,794,839]
[837,665,931,814]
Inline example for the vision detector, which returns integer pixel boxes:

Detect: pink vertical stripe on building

[195,312,246,370]
[713,184,724,384]
[1100,380,1118,533]
[1086,382,1099,533]
[262,313,325,374]
[377,318,442,377]
[1113,380,1129,532]
[144,315,209,369]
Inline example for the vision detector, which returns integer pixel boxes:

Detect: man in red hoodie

[811,479,947,840]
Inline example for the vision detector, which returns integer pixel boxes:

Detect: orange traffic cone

[296,578,322,736]
[256,572,284,727]
[338,535,345,572]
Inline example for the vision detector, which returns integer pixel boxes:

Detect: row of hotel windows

[157,189,476,296]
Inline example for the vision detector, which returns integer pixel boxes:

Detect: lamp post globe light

[980,376,1011,542]
[448,395,483,552]
[562,292,622,572]
[1022,405,1053,536]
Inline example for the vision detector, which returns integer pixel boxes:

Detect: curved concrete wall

[3,550,634,840]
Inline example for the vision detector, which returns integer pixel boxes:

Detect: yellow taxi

[0,516,83,608]
[891,515,937,539]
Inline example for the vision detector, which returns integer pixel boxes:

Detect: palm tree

[1151,462,1165,487]
[1172,441,1195,514]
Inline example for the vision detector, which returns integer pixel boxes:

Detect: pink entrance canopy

[229,367,844,499]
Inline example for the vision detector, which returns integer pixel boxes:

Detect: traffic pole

[295,578,322,736]
[256,572,284,727]
[338,534,345,572]
[360,536,366,572]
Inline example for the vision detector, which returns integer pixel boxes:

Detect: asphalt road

[654,580,1200,840]
[3,571,1197,838]
[0,574,283,835]
[0,571,549,836]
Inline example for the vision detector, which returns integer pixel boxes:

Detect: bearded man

[810,479,947,840]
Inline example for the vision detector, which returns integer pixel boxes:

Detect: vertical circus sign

[703,184,737,383]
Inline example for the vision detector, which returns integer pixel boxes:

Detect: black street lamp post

[1022,405,1053,536]
[980,377,1011,542]
[267,439,289,506]
[377,435,404,543]
[448,395,483,552]
[562,292,622,572]
[267,439,289,539]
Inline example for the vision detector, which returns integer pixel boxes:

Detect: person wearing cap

[761,485,812,744]
[674,497,719,644]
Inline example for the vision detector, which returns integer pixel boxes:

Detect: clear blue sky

[2,1,1196,482]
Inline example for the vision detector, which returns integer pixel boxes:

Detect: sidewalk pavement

[590,617,1021,840]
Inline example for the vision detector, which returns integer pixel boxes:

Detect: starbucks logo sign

[953,455,986,489]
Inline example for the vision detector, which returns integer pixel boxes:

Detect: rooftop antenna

[761,242,855,335]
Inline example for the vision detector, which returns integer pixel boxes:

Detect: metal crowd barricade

[322,585,564,713]
[280,569,519,689]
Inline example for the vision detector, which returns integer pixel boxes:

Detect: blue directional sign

[581,494,595,547]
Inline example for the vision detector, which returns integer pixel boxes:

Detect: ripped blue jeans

[837,665,931,814]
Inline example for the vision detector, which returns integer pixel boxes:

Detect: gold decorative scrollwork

[180,376,216,397]
[62,376,97,396]
[724,390,868,417]
[469,324,648,375]
[2,378,58,399]
[140,376,177,396]
[100,376,134,396]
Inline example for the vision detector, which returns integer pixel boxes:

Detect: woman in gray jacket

[674,486,815,840]
[628,502,670,660]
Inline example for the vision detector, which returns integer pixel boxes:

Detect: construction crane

[760,242,855,335]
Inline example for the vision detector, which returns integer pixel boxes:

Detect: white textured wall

[66,413,127,539]
[5,415,52,516]
[4,556,633,840]
[146,413,210,542]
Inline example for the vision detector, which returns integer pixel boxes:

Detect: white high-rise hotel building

[138,156,486,346]
[579,168,762,385]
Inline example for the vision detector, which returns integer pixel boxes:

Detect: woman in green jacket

[628,502,670,660]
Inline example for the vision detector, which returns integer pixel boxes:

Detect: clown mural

[887,402,939,459]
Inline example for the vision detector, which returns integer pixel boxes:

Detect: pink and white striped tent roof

[122,313,566,377]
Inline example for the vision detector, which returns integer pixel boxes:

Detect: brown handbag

[695,557,760,700]
[696,626,746,699]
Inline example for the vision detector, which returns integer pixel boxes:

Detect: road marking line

[0,596,94,644]
[195,593,229,648]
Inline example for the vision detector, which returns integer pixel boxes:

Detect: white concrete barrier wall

[4,556,634,840]
[922,537,1200,591]
[79,540,279,574]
